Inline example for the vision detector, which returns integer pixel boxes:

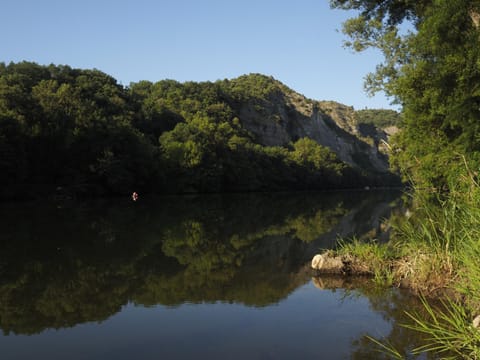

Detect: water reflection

[0,191,401,335]
[0,190,441,358]
[313,276,435,359]
[2,192,437,358]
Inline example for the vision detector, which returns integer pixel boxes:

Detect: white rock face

[236,91,392,173]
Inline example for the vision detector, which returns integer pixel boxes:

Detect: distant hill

[0,63,400,199]
[217,75,397,174]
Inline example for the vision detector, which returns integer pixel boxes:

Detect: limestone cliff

[228,75,398,174]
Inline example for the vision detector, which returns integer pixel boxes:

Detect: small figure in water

[132,191,139,201]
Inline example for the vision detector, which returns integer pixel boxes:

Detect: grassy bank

[328,178,480,358]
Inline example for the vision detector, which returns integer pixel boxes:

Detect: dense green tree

[0,114,27,187]
[0,62,159,196]
[0,61,392,198]
[129,80,185,143]
[289,138,347,187]
[291,138,343,173]
[355,108,401,128]
[331,0,480,190]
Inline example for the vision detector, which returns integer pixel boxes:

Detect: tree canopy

[0,62,394,199]
[331,0,480,190]
[355,108,401,128]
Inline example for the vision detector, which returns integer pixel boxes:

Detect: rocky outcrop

[231,78,397,175]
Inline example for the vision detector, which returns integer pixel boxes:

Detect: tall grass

[337,238,398,286]
[378,178,480,358]
[392,191,460,295]
[404,297,480,359]
[337,175,480,357]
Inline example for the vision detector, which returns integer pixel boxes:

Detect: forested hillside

[0,62,399,199]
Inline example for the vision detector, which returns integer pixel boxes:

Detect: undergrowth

[336,175,480,358]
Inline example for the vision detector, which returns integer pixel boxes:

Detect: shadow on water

[312,276,436,359]
[0,190,434,358]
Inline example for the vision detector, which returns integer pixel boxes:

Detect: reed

[337,176,480,357]
[404,297,480,359]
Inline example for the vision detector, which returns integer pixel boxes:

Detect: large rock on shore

[311,254,344,274]
[311,251,372,275]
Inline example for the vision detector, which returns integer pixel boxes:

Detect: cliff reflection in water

[0,190,400,335]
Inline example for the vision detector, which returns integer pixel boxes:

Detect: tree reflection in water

[0,190,405,337]
[312,276,437,359]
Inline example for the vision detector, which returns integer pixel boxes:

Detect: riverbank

[310,248,456,298]
[310,182,480,358]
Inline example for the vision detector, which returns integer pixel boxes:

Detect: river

[0,190,430,359]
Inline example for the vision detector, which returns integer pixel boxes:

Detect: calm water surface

[0,191,428,359]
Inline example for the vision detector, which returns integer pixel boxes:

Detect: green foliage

[332,0,480,190]
[330,0,427,28]
[0,114,27,187]
[403,297,480,359]
[389,0,480,189]
[289,137,349,187]
[225,73,283,102]
[0,61,160,196]
[338,238,398,286]
[346,175,480,358]
[0,62,387,198]
[355,108,401,128]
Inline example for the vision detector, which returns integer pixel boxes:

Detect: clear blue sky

[1,0,394,109]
